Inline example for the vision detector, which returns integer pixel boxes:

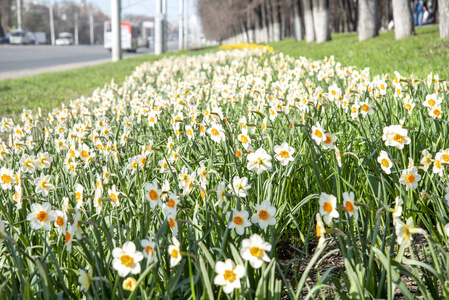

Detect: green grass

[0,51,188,119]
[270,25,449,79]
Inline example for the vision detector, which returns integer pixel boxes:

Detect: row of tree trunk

[198,0,449,45]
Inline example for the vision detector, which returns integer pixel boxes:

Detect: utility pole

[89,8,94,45]
[17,0,22,30]
[74,12,79,45]
[184,0,188,49]
[178,0,183,50]
[155,0,163,55]
[111,0,122,61]
[49,0,55,45]
[162,0,167,52]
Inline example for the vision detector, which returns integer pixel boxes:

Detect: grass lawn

[270,25,449,79]
[1,25,447,120]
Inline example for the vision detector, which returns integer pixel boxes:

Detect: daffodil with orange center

[399,166,421,191]
[343,192,359,221]
[27,202,57,231]
[319,192,339,225]
[251,200,276,230]
[228,209,251,235]
[141,239,157,263]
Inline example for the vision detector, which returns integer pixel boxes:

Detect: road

[0,41,179,80]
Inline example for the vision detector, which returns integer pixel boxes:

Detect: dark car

[0,36,9,44]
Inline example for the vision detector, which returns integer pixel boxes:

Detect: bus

[104,21,146,52]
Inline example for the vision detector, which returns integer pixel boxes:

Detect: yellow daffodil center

[315,129,322,138]
[121,255,134,267]
[250,246,263,258]
[1,174,11,184]
[110,193,117,202]
[381,158,390,167]
[170,249,179,258]
[37,211,47,222]
[81,150,89,158]
[211,128,219,136]
[241,135,248,144]
[429,99,436,106]
[75,192,82,201]
[279,150,289,158]
[434,109,441,116]
[393,134,404,143]
[223,270,237,283]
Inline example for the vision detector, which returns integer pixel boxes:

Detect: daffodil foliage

[1,46,449,299]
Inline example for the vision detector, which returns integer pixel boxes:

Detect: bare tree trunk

[262,1,270,42]
[247,8,254,43]
[392,0,414,39]
[313,0,331,43]
[255,7,262,43]
[281,8,285,40]
[293,0,304,41]
[439,0,449,39]
[302,0,315,42]
[272,0,281,41]
[266,1,274,41]
[358,0,378,40]
[0,0,12,36]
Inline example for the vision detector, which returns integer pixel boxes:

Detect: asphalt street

[0,41,179,79]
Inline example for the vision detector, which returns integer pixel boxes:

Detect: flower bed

[0,46,449,298]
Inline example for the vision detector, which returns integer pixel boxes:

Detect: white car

[56,32,73,46]
[9,29,35,45]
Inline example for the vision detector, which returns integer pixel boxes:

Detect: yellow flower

[123,277,137,291]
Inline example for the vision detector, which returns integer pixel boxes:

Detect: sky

[84,0,196,22]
